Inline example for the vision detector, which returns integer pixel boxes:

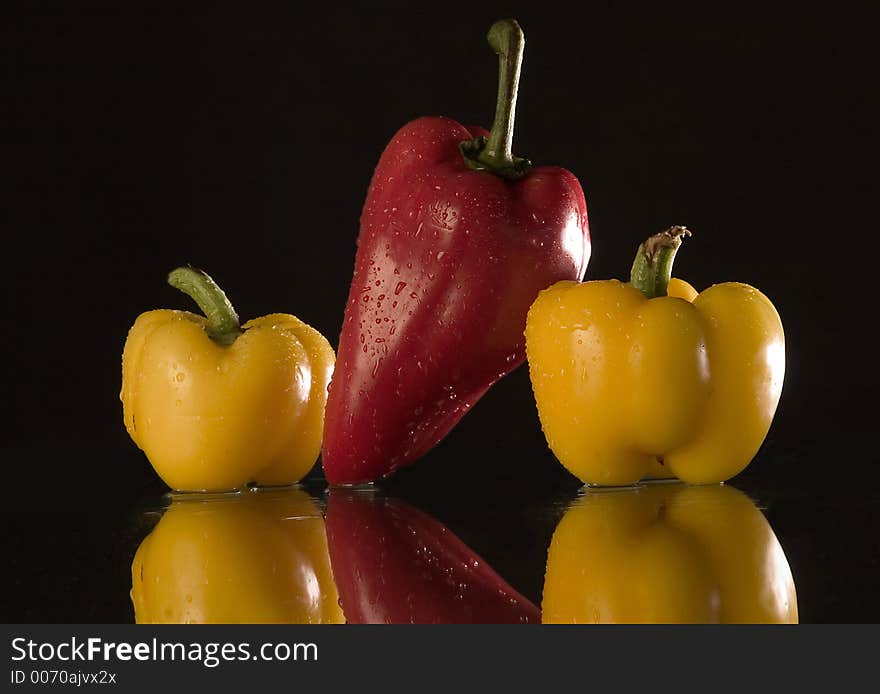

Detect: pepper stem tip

[642,226,691,262]
[630,226,692,299]
[167,265,242,345]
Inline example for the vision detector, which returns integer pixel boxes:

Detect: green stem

[629,226,691,299]
[167,266,242,345]
[460,19,532,180]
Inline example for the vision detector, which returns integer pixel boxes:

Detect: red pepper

[325,491,540,624]
[322,19,590,484]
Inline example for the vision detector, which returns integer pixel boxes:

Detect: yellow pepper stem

[630,226,692,299]
[167,266,242,345]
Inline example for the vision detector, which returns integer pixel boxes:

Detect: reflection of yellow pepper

[121,267,335,491]
[525,227,785,485]
[542,484,798,623]
[131,489,344,624]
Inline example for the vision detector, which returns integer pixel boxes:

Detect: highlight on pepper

[542,484,798,623]
[120,266,335,492]
[525,227,785,486]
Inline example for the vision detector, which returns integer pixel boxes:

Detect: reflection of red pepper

[325,491,540,624]
[322,19,590,484]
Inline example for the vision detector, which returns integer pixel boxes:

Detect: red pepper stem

[483,20,523,167]
[167,266,242,345]
[460,19,532,180]
[629,227,691,299]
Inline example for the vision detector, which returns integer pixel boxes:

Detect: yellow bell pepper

[525,227,785,485]
[121,267,335,491]
[131,489,344,624]
[542,483,798,623]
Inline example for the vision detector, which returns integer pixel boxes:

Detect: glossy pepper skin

[121,267,335,491]
[525,227,784,486]
[322,20,590,484]
[325,491,541,624]
[131,490,344,624]
[542,484,798,623]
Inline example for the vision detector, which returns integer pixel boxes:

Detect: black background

[2,3,877,622]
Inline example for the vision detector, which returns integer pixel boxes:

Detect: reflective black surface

[2,432,878,623]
